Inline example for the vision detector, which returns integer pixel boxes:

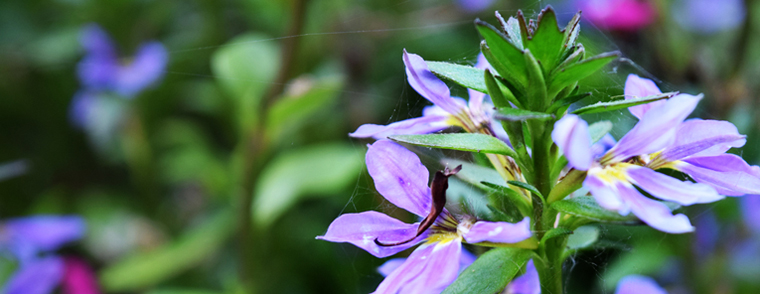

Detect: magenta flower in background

[673,0,746,34]
[0,216,86,294]
[615,275,667,294]
[576,0,657,31]
[317,140,532,293]
[350,51,508,142]
[61,257,101,294]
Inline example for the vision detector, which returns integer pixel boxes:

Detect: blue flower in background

[673,0,746,34]
[615,275,667,294]
[70,23,167,130]
[0,216,86,294]
[456,0,495,13]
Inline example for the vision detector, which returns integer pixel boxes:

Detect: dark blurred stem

[730,0,754,78]
[237,0,309,291]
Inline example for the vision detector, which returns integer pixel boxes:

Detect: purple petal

[457,0,495,13]
[366,140,432,217]
[591,134,617,158]
[673,0,746,34]
[627,165,723,205]
[741,196,760,234]
[69,91,98,129]
[552,114,593,170]
[3,256,64,294]
[79,24,116,58]
[61,257,101,294]
[624,74,663,119]
[680,154,760,196]
[615,275,667,294]
[660,119,746,161]
[468,89,485,113]
[617,183,694,233]
[608,94,701,162]
[584,175,628,214]
[349,115,451,140]
[77,55,119,90]
[462,217,532,244]
[403,50,466,115]
[114,41,168,97]
[316,211,424,258]
[505,259,540,294]
[373,240,462,294]
[378,258,407,277]
[4,216,85,261]
[378,248,477,277]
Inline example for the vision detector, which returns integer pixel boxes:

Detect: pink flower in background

[62,257,101,294]
[578,0,657,31]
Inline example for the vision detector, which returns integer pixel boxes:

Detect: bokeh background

[1,0,760,293]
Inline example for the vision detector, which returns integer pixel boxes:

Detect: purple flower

[553,94,726,233]
[1,216,86,294]
[503,259,540,294]
[615,275,667,294]
[575,0,657,31]
[350,51,506,142]
[742,196,760,234]
[673,0,746,34]
[77,24,168,98]
[317,140,532,293]
[456,0,495,13]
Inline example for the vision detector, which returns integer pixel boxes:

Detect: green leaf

[252,143,364,228]
[601,241,672,290]
[540,227,573,244]
[549,51,620,97]
[493,107,553,122]
[523,50,548,110]
[566,225,599,250]
[100,211,235,291]
[495,12,524,50]
[481,181,532,217]
[147,289,221,294]
[266,74,345,142]
[484,69,520,109]
[507,180,543,200]
[443,248,532,294]
[562,12,582,52]
[571,92,680,115]
[211,33,280,131]
[525,7,564,71]
[390,134,517,158]
[546,92,590,113]
[427,61,487,93]
[588,120,613,143]
[476,19,527,88]
[552,196,639,224]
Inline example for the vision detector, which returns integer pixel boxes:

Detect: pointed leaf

[549,52,620,97]
[562,12,582,52]
[443,158,505,190]
[484,69,520,109]
[495,12,524,50]
[571,92,679,115]
[493,107,553,122]
[427,61,487,93]
[507,180,543,200]
[526,7,565,71]
[476,19,527,88]
[552,196,639,223]
[442,248,533,294]
[546,92,590,113]
[481,181,532,217]
[540,227,573,244]
[523,50,548,110]
[390,134,516,157]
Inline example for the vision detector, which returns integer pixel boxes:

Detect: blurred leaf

[572,92,680,115]
[266,74,344,143]
[390,133,516,157]
[566,225,599,250]
[540,227,573,244]
[252,143,364,228]
[211,33,280,131]
[493,107,552,122]
[549,52,619,97]
[552,196,638,224]
[426,61,487,93]
[442,248,532,294]
[26,27,80,68]
[588,120,613,143]
[100,210,234,291]
[601,241,672,290]
[147,289,221,294]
